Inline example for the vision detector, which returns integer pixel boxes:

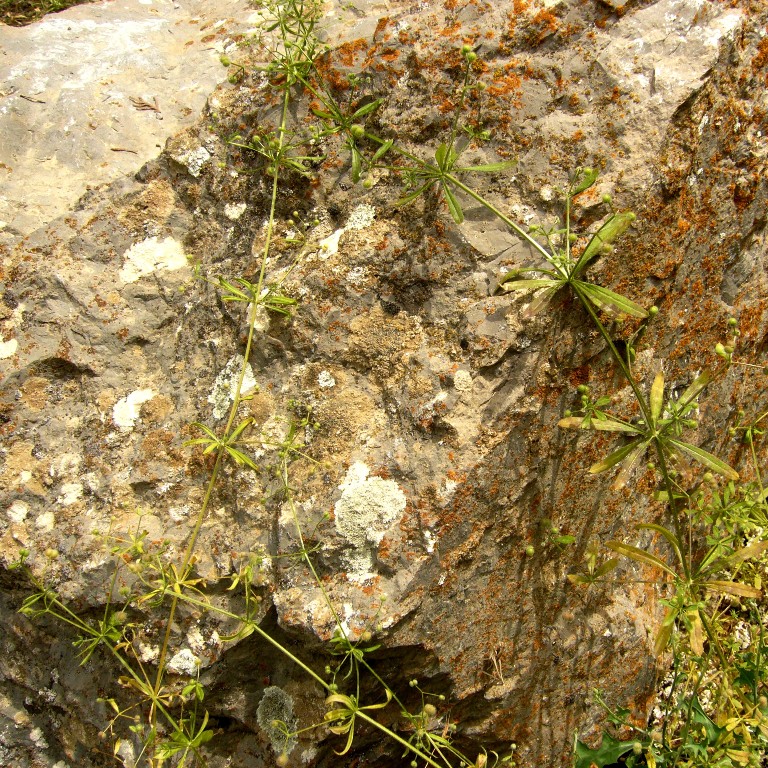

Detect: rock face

[1,0,767,767]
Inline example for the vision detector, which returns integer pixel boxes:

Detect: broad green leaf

[703,580,761,598]
[589,437,645,474]
[571,167,600,197]
[677,370,712,408]
[574,212,636,273]
[458,159,518,173]
[575,282,648,318]
[442,183,464,224]
[606,541,678,578]
[573,731,636,768]
[667,438,739,479]
[650,371,665,423]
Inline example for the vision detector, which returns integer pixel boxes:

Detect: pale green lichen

[256,686,297,756]
[334,462,406,577]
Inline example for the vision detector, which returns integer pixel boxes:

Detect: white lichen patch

[224,202,247,220]
[345,203,376,230]
[317,370,335,389]
[113,389,155,430]
[334,462,406,576]
[7,500,29,523]
[167,648,200,676]
[35,510,55,531]
[174,146,211,177]
[453,369,473,392]
[0,336,18,359]
[119,237,189,283]
[56,482,83,506]
[207,355,257,420]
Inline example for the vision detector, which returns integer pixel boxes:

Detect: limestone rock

[0,0,766,766]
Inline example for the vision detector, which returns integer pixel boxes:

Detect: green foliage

[498,168,647,318]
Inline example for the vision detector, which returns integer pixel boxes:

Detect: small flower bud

[423,703,437,717]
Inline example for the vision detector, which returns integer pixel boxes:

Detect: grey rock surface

[0,0,260,249]
[0,0,767,766]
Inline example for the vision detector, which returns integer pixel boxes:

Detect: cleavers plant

[9,0,768,766]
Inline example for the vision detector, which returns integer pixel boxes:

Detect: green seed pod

[350,124,365,140]
[728,317,738,327]
[632,742,643,756]
[461,44,472,54]
[423,703,437,717]
[45,548,59,560]
[577,384,590,395]
[649,305,659,316]
[465,51,477,62]
[524,545,535,556]
[601,193,612,205]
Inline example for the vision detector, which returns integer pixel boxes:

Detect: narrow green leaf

[667,439,739,480]
[435,142,449,168]
[588,437,645,474]
[637,523,685,569]
[606,541,678,578]
[703,580,761,598]
[611,442,649,489]
[351,147,362,183]
[311,108,333,120]
[396,182,433,207]
[457,159,518,173]
[524,286,558,316]
[371,139,393,163]
[498,278,561,291]
[677,370,712,408]
[442,183,464,224]
[654,606,678,655]
[650,371,665,423]
[571,167,600,197]
[351,98,382,119]
[575,282,648,318]
[574,212,636,273]
[594,557,620,578]
[725,539,768,565]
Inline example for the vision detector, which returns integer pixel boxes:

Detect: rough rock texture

[1,0,767,766]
